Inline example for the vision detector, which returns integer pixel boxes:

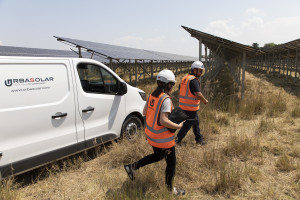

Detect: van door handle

[82,107,95,113]
[52,112,68,119]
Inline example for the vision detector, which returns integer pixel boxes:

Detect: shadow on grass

[12,142,114,187]
[247,67,300,98]
[206,65,239,112]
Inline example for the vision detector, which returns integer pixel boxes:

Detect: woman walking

[124,69,185,195]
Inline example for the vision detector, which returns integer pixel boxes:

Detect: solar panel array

[55,36,198,61]
[0,45,109,63]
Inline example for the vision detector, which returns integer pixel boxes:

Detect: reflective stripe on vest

[145,93,175,148]
[179,74,200,111]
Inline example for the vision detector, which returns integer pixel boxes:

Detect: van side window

[77,63,118,94]
[100,68,118,93]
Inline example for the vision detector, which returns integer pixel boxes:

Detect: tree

[263,42,276,49]
[252,43,259,49]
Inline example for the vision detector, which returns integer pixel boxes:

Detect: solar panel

[145,50,198,61]
[0,46,109,63]
[55,36,197,62]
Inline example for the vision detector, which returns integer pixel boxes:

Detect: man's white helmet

[156,69,176,83]
[191,61,205,76]
[191,61,205,70]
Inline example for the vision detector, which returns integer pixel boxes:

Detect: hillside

[1,66,300,200]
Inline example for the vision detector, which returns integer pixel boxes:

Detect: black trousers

[177,110,203,142]
[135,146,176,190]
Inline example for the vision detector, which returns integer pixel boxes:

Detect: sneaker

[124,164,135,181]
[172,187,185,195]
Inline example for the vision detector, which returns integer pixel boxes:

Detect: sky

[0,0,300,57]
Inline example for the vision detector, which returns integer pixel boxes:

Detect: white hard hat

[191,61,205,70]
[156,69,176,83]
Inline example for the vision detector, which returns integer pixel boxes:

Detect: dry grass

[0,178,19,200]
[275,154,296,172]
[1,67,300,199]
[222,134,261,161]
[291,106,300,118]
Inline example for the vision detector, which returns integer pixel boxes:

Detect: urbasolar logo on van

[4,77,54,87]
[5,79,13,87]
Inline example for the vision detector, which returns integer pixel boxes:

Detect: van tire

[121,115,143,142]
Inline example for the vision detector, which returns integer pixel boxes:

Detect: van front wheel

[121,116,142,142]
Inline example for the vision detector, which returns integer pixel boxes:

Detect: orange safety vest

[145,93,175,148]
[179,74,200,111]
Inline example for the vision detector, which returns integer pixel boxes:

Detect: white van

[0,56,146,179]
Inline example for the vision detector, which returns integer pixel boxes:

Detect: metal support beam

[205,45,208,72]
[135,60,138,86]
[78,46,82,58]
[295,48,298,79]
[199,39,202,61]
[109,58,113,71]
[241,51,246,99]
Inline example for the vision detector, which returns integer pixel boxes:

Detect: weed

[283,117,295,125]
[294,167,300,192]
[216,115,230,126]
[256,117,275,135]
[291,106,300,118]
[266,93,287,117]
[289,146,300,158]
[239,95,266,120]
[214,162,245,195]
[276,154,296,172]
[201,146,225,169]
[223,134,260,161]
[246,166,261,183]
[227,95,241,115]
[0,178,19,200]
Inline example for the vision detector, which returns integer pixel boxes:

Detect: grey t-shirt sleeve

[160,98,172,114]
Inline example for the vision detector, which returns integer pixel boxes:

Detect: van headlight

[139,92,147,101]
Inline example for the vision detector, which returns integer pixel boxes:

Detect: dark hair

[151,80,173,97]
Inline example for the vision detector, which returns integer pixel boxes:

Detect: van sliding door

[0,59,78,177]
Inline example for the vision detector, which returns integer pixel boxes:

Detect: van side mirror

[117,82,127,95]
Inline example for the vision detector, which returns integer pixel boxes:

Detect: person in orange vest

[176,61,208,145]
[124,69,185,195]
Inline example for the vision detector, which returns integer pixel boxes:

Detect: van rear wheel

[121,116,143,142]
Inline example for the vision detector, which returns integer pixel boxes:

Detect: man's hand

[178,120,186,128]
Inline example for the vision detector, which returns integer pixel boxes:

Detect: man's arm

[190,79,208,104]
[194,92,208,104]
